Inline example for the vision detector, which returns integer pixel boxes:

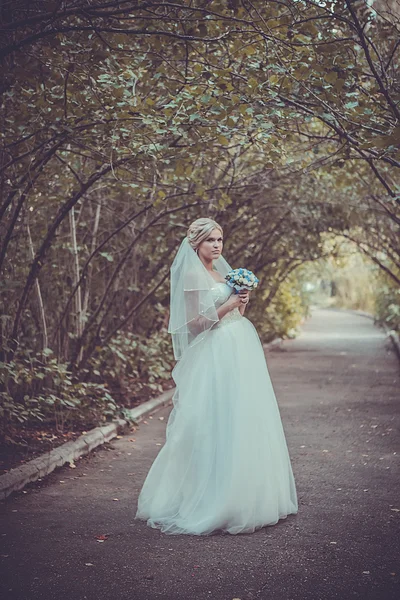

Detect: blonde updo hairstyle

[187,217,223,250]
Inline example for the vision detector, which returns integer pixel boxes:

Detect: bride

[135,217,298,535]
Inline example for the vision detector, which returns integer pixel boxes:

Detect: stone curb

[0,388,175,501]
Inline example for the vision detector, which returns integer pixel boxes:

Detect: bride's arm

[185,290,222,334]
[216,297,239,320]
[185,290,239,334]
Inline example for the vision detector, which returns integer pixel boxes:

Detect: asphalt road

[1,308,399,600]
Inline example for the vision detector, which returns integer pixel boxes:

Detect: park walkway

[1,309,399,600]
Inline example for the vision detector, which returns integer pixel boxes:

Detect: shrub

[0,350,117,439]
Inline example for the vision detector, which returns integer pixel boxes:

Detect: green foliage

[88,328,175,402]
[0,324,175,439]
[0,351,117,438]
[249,274,309,343]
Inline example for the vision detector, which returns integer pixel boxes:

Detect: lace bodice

[210,282,242,328]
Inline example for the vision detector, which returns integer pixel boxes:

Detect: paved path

[1,309,399,600]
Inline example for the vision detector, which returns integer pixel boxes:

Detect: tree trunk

[27,223,48,351]
[69,206,83,356]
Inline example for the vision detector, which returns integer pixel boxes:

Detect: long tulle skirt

[135,315,298,535]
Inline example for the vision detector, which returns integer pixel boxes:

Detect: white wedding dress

[135,282,298,535]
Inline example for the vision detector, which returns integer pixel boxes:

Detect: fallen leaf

[95,534,109,542]
[129,438,136,442]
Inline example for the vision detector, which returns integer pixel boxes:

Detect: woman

[135,217,298,535]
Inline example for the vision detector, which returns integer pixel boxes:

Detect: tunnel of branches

[0,1,399,432]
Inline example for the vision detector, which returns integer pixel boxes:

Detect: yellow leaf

[175,162,185,176]
[218,135,229,145]
[243,45,256,56]
[248,77,258,89]
[294,67,309,81]
[325,71,338,84]
[334,78,345,91]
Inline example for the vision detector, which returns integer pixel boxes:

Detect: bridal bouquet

[225,268,259,293]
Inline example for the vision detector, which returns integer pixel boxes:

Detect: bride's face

[197,228,223,262]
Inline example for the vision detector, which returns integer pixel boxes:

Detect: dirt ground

[0,308,399,600]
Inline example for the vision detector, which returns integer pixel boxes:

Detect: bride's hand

[225,290,249,310]
[238,290,250,305]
